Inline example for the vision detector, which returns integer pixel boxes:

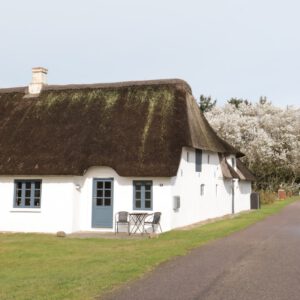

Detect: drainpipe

[231,179,235,214]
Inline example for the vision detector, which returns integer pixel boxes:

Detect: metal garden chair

[115,211,130,234]
[143,212,162,233]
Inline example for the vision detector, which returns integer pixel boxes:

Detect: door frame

[91,177,114,228]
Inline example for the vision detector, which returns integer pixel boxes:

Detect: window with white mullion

[104,181,112,206]
[133,181,152,210]
[25,182,32,207]
[135,184,142,209]
[95,180,112,207]
[34,186,41,207]
[144,184,152,209]
[14,180,42,208]
[16,182,22,207]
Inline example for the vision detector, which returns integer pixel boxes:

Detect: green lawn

[0,197,298,300]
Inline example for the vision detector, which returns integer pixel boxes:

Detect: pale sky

[0,0,299,107]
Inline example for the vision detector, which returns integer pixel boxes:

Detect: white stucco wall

[0,176,78,233]
[170,147,251,229]
[171,147,228,229]
[0,148,251,234]
[0,171,172,233]
[77,167,172,232]
[235,180,252,212]
[224,154,252,213]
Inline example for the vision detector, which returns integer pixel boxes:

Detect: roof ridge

[43,78,191,93]
[0,86,27,94]
[0,79,192,94]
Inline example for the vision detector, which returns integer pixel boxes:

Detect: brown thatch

[186,94,243,155]
[236,158,256,181]
[219,154,240,179]
[0,79,242,176]
[219,154,255,181]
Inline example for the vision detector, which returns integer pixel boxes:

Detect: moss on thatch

[0,79,242,176]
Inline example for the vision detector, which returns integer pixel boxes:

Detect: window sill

[10,208,41,213]
[132,207,153,211]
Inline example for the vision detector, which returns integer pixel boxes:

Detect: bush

[260,190,277,204]
[280,183,300,196]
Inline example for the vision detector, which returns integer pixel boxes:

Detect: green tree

[227,98,250,108]
[259,96,268,105]
[199,95,217,113]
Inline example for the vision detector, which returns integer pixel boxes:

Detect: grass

[0,197,298,300]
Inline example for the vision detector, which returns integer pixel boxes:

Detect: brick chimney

[28,67,48,95]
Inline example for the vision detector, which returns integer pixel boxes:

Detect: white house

[0,68,255,234]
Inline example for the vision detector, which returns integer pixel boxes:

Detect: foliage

[0,197,298,300]
[259,96,269,105]
[227,97,250,108]
[259,190,277,204]
[199,95,217,112]
[205,101,300,191]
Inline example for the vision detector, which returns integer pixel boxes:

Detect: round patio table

[129,212,149,235]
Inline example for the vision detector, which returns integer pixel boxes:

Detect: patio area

[67,231,152,239]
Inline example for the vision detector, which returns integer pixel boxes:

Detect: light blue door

[92,178,114,228]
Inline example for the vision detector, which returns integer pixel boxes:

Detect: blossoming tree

[205,101,300,191]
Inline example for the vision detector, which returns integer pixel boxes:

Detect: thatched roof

[219,154,255,181]
[219,154,240,179]
[236,159,256,181]
[0,79,242,176]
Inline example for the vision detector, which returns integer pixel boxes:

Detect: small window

[231,157,236,168]
[187,151,190,162]
[207,154,210,164]
[196,149,202,172]
[133,181,152,210]
[173,196,180,210]
[14,180,42,208]
[200,184,205,196]
[95,179,113,207]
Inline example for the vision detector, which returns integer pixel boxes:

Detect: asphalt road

[104,200,300,300]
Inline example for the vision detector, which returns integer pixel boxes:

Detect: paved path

[104,200,300,300]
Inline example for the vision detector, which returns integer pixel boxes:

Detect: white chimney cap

[28,67,48,95]
[32,67,48,74]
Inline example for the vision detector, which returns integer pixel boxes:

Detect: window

[133,181,152,210]
[95,180,112,207]
[187,151,190,162]
[231,157,236,168]
[207,154,210,164]
[200,184,205,196]
[14,180,41,208]
[173,196,180,210]
[196,149,202,172]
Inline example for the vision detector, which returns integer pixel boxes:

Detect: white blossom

[205,103,300,190]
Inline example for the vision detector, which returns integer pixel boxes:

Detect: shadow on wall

[224,180,232,195]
